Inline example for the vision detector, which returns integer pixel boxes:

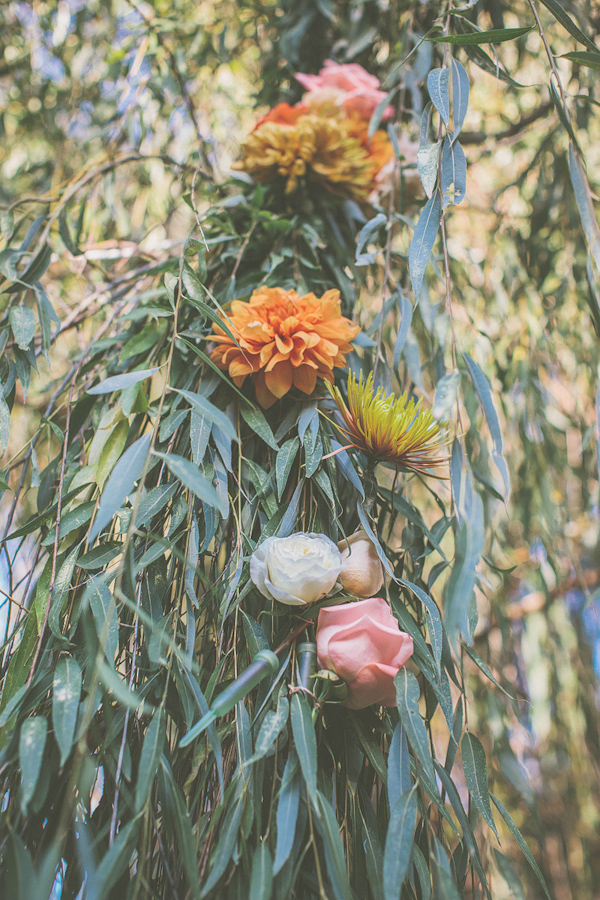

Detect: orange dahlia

[209,286,360,408]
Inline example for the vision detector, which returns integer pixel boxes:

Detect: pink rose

[316,597,413,709]
[295,60,393,120]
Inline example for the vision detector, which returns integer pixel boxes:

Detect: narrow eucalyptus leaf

[250,843,273,900]
[409,188,441,301]
[87,368,159,395]
[19,716,47,814]
[383,786,418,900]
[154,452,221,511]
[394,669,436,785]
[52,657,82,766]
[290,693,317,798]
[492,794,551,900]
[89,433,151,542]
[136,708,165,811]
[451,58,470,140]
[274,755,301,874]
[427,68,450,126]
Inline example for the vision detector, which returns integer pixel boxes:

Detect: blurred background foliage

[1,0,600,898]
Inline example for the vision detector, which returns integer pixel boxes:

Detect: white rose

[250,532,343,606]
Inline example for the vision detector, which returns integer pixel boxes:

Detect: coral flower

[254,102,310,130]
[296,60,393,121]
[210,286,360,408]
[233,113,382,200]
[327,370,448,474]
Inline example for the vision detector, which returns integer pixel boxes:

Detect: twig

[25,362,80,688]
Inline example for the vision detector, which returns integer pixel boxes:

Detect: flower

[316,597,413,708]
[250,532,343,606]
[210,286,359,408]
[233,113,383,200]
[327,370,448,475]
[338,531,384,598]
[296,60,393,121]
[254,102,310,129]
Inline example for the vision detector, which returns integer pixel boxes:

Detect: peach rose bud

[337,530,384,598]
[316,597,413,709]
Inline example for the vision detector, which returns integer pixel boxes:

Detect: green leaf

[428,26,533,44]
[89,434,151,542]
[87,367,159,394]
[52,657,82,766]
[383,785,418,900]
[413,845,432,900]
[250,843,273,900]
[154,452,223,514]
[394,669,436,785]
[0,391,10,453]
[41,501,96,547]
[427,68,450,126]
[416,141,440,199]
[538,0,597,51]
[290,692,317,798]
[435,763,491,896]
[388,722,411,809]
[274,754,301,874]
[409,188,441,300]
[159,759,202,899]
[275,478,305,538]
[441,136,466,207]
[77,541,122,570]
[5,830,38,900]
[136,482,178,528]
[95,819,140,899]
[357,788,385,900]
[85,577,118,661]
[400,579,443,678]
[135,708,165,811]
[241,406,279,450]
[174,389,239,444]
[314,791,354,900]
[200,793,244,896]
[491,794,551,900]
[241,610,269,657]
[569,145,600,272]
[355,213,386,266]
[463,353,510,499]
[494,849,526,900]
[251,690,289,761]
[443,466,484,643]
[276,437,300,500]
[19,716,47,814]
[9,304,36,350]
[451,58,470,140]
[464,644,515,698]
[96,420,129,489]
[462,733,498,838]
[561,50,600,71]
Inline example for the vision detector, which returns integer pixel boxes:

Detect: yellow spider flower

[327,371,448,475]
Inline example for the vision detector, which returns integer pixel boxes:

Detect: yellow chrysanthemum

[327,371,448,475]
[232,107,389,201]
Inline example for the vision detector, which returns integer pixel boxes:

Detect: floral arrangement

[0,31,552,900]
[233,61,396,202]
